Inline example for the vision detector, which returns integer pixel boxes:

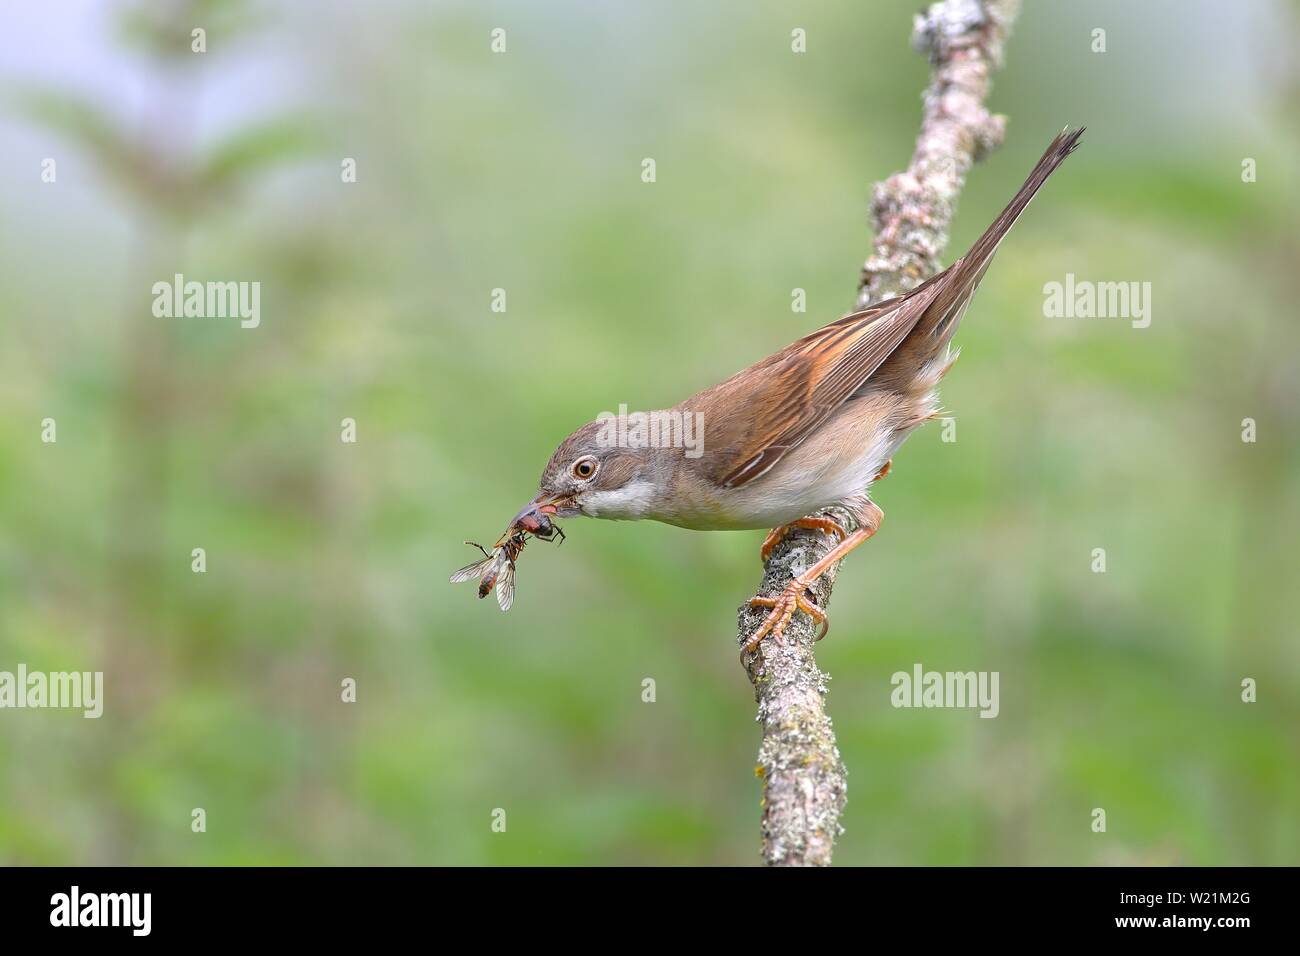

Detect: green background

[1,0,1297,865]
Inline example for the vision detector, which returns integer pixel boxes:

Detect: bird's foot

[742,577,828,662]
[759,516,848,563]
[742,505,882,665]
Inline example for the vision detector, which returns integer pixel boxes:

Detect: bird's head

[510,420,659,530]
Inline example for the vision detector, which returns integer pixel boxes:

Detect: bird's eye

[572,457,598,480]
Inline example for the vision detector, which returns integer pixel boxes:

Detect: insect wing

[450,554,495,585]
[495,558,516,611]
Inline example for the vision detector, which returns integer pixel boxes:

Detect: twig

[737,0,1022,867]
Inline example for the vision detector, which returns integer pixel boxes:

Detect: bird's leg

[759,516,848,563]
[743,500,883,662]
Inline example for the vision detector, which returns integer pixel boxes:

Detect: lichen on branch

[738,0,1022,867]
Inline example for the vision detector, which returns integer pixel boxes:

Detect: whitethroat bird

[505,129,1083,658]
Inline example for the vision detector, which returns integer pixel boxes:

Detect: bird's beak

[510,492,577,531]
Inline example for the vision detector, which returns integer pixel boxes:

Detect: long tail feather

[954,127,1083,289]
[919,127,1083,342]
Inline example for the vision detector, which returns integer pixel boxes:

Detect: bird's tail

[950,127,1083,294]
[911,126,1082,347]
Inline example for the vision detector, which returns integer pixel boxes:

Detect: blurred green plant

[0,0,1296,866]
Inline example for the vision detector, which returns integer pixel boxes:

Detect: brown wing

[693,279,944,490]
[699,128,1085,490]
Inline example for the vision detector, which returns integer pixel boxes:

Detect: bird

[507,129,1083,659]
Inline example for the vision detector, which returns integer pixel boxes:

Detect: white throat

[579,480,657,520]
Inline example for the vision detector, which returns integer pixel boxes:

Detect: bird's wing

[694,128,1086,491]
[695,280,943,490]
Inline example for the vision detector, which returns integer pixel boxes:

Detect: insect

[515,510,565,545]
[450,533,527,611]
[452,515,564,613]
[451,516,565,611]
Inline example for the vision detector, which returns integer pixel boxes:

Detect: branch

[737,0,1022,867]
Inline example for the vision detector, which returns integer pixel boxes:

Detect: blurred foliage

[114,0,264,59]
[0,0,1297,865]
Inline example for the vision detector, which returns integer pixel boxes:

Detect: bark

[738,0,1022,867]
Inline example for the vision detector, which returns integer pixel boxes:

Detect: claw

[741,514,882,666]
[741,577,827,663]
[758,528,785,564]
[759,516,849,563]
